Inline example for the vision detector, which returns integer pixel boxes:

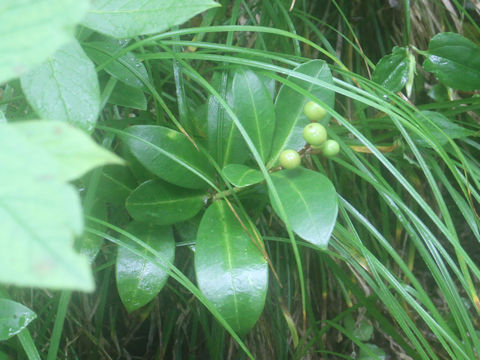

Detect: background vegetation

[1,0,480,359]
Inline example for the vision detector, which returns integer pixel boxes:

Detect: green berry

[303,123,327,146]
[304,101,327,122]
[279,149,301,169]
[321,140,340,157]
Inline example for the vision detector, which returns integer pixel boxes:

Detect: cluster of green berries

[279,101,340,170]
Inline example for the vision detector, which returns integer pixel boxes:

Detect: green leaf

[269,60,335,167]
[0,120,120,291]
[195,201,268,335]
[238,184,269,220]
[82,0,220,39]
[0,299,36,341]
[123,125,215,189]
[116,221,175,312]
[226,68,275,165]
[411,110,472,147]
[108,82,147,111]
[126,179,205,225]
[84,40,149,89]
[0,161,92,291]
[76,200,107,264]
[207,72,238,164]
[372,46,410,92]
[223,164,264,188]
[208,68,275,166]
[94,165,137,205]
[423,32,480,91]
[0,0,89,83]
[20,40,101,132]
[175,214,202,244]
[353,319,374,342]
[12,121,123,182]
[358,344,386,360]
[270,168,338,248]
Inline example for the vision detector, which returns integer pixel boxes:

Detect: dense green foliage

[1,0,480,359]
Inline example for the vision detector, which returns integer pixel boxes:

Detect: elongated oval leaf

[0,299,36,341]
[270,168,338,248]
[223,164,264,187]
[269,60,334,167]
[226,68,275,164]
[207,72,240,164]
[116,221,175,312]
[21,40,101,132]
[94,165,137,205]
[195,201,268,335]
[372,47,410,92]
[123,125,215,189]
[84,40,149,89]
[126,179,205,225]
[423,32,480,91]
[0,0,89,83]
[82,0,220,39]
[108,82,147,110]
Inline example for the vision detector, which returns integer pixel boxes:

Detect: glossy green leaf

[427,83,449,102]
[95,165,137,204]
[12,121,122,182]
[423,32,480,91]
[20,39,101,132]
[84,40,149,89]
[270,168,338,248]
[122,143,157,184]
[372,46,410,92]
[76,200,107,264]
[208,68,275,166]
[108,82,147,110]
[195,201,268,335]
[175,214,202,244]
[116,221,175,312]
[223,164,264,188]
[269,60,334,167]
[123,125,215,189]
[207,72,239,164]
[238,184,269,220]
[126,179,205,225]
[82,0,220,39]
[227,68,275,164]
[412,110,473,147]
[0,0,89,83]
[0,299,36,341]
